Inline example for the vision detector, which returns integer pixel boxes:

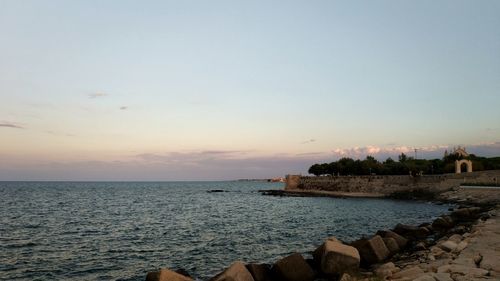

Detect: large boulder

[146,268,193,281]
[245,264,274,281]
[376,230,408,248]
[432,216,455,230]
[439,241,458,252]
[272,253,315,281]
[451,207,481,221]
[382,237,400,256]
[351,235,389,265]
[393,224,430,239]
[315,238,360,275]
[211,261,255,281]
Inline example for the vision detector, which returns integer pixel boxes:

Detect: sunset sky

[1,1,499,180]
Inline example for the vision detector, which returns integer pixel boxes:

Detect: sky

[1,0,499,180]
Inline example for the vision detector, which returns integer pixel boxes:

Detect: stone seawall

[285,170,500,195]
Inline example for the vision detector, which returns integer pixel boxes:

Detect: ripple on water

[0,181,450,280]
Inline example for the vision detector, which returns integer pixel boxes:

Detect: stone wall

[286,170,500,195]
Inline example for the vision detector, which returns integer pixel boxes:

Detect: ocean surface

[0,181,450,281]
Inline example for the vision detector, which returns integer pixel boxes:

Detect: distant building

[450,146,472,174]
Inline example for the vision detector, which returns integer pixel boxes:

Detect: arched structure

[455,159,472,174]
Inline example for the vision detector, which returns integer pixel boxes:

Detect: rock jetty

[146,192,500,281]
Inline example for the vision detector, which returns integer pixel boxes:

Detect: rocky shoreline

[145,188,500,281]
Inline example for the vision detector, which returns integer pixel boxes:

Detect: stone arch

[455,159,472,174]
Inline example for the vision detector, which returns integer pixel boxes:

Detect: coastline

[259,189,386,198]
[147,187,500,281]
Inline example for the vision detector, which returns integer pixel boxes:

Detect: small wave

[3,242,37,248]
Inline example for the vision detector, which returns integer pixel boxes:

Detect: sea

[0,181,450,281]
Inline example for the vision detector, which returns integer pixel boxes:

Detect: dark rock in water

[351,235,389,265]
[377,230,408,249]
[382,237,400,256]
[210,261,254,281]
[246,263,274,281]
[272,253,315,281]
[207,190,226,193]
[146,268,193,281]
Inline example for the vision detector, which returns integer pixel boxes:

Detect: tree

[398,153,408,163]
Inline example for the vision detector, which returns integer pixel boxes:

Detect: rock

[415,242,427,251]
[326,236,342,243]
[246,264,273,281]
[449,225,467,234]
[447,234,462,244]
[174,269,192,278]
[383,237,400,255]
[439,241,457,252]
[316,239,360,275]
[146,268,193,281]
[351,235,389,265]
[451,207,481,221]
[393,224,430,239]
[338,273,355,281]
[454,241,468,253]
[413,275,436,281]
[431,272,453,281]
[432,216,454,229]
[430,246,444,257]
[473,253,482,266]
[374,262,399,279]
[437,264,489,277]
[390,266,425,280]
[273,253,314,281]
[211,261,255,281]
[377,230,408,248]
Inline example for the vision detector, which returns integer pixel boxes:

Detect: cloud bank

[1,143,499,181]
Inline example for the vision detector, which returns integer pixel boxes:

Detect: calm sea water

[0,181,450,281]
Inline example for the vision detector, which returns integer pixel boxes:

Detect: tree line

[308,153,500,176]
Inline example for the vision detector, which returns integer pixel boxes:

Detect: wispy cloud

[88,92,107,99]
[119,106,128,110]
[45,130,75,137]
[0,122,24,129]
[301,139,316,144]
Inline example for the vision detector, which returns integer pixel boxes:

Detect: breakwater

[285,170,500,196]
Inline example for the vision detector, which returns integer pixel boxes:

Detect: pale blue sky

[1,1,499,180]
